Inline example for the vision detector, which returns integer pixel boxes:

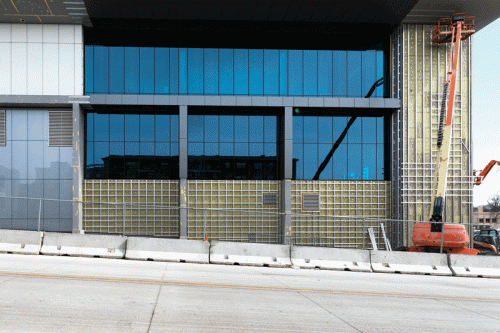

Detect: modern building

[1,1,499,248]
[473,206,499,229]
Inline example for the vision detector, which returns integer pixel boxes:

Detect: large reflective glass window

[94,46,108,94]
[249,50,263,95]
[204,49,219,95]
[155,48,169,94]
[293,113,385,180]
[140,48,154,94]
[125,47,139,94]
[109,47,124,94]
[264,50,279,96]
[188,109,279,180]
[179,48,188,94]
[303,50,318,96]
[234,49,249,95]
[86,112,179,179]
[219,49,233,95]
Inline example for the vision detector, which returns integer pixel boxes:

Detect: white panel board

[0,24,12,43]
[59,44,75,95]
[74,43,84,95]
[59,25,75,44]
[28,43,43,95]
[27,25,43,43]
[11,43,27,95]
[0,43,12,94]
[11,24,27,43]
[75,25,83,44]
[42,24,58,43]
[43,43,58,95]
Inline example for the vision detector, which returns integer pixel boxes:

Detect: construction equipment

[407,14,479,255]
[473,160,500,185]
[473,232,500,255]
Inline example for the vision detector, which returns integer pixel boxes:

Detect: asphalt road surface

[0,253,499,332]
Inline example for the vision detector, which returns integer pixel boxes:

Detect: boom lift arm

[474,160,500,185]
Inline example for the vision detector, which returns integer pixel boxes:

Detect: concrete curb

[448,253,500,278]
[210,241,292,267]
[125,237,209,263]
[291,246,372,272]
[40,232,127,259]
[0,229,43,255]
[371,251,452,276]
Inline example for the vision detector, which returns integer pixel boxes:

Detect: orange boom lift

[408,14,478,254]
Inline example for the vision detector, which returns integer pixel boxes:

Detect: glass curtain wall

[293,114,385,180]
[86,113,179,179]
[85,46,385,98]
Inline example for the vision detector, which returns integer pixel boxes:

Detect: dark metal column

[72,103,84,233]
[179,105,188,238]
[281,107,293,244]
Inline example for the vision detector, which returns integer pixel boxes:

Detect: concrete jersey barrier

[40,232,127,259]
[0,229,43,255]
[449,254,500,278]
[210,241,291,267]
[370,251,452,276]
[291,246,372,272]
[125,237,209,263]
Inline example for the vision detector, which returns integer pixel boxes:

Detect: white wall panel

[11,43,27,95]
[59,44,75,95]
[75,25,83,44]
[0,43,12,94]
[28,43,43,95]
[0,24,11,43]
[43,43,59,95]
[11,24,27,43]
[27,25,43,43]
[74,43,84,95]
[42,24,58,43]
[59,25,74,44]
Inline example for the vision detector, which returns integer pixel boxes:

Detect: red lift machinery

[473,160,500,185]
[408,14,479,254]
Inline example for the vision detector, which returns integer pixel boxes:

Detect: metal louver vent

[49,111,72,147]
[302,193,320,211]
[0,110,5,146]
[263,192,278,206]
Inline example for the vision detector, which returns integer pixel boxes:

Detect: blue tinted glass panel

[95,142,109,165]
[376,51,384,97]
[220,143,233,156]
[288,50,303,96]
[293,116,303,143]
[205,116,218,143]
[303,50,317,96]
[205,143,218,156]
[264,143,276,156]
[348,144,361,180]
[332,117,347,141]
[377,117,384,143]
[109,47,124,94]
[347,51,361,97]
[125,142,139,155]
[318,51,332,96]
[219,49,233,95]
[363,144,376,180]
[318,117,332,143]
[235,143,248,156]
[318,144,333,180]
[125,47,139,94]
[303,144,317,180]
[249,116,263,143]
[140,142,154,155]
[188,48,203,94]
[249,143,263,156]
[293,143,303,180]
[179,48,187,94]
[362,51,376,97]
[347,117,361,144]
[109,114,124,141]
[220,116,233,142]
[140,115,154,142]
[303,116,317,143]
[86,141,93,167]
[234,116,248,142]
[171,115,179,142]
[189,142,203,155]
[110,142,124,156]
[280,50,288,96]
[188,115,203,142]
[333,144,347,179]
[155,48,169,94]
[171,142,179,156]
[155,142,170,156]
[332,51,347,97]
[204,49,218,95]
[85,46,94,94]
[234,49,248,95]
[363,118,377,143]
[264,116,276,143]
[94,46,109,93]
[86,113,94,141]
[377,144,384,180]
[155,115,170,141]
[249,49,263,95]
[170,48,179,94]
[140,48,154,94]
[264,50,278,96]
[125,114,139,141]
[94,114,109,141]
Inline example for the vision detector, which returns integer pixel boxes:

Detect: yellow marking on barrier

[0,271,498,303]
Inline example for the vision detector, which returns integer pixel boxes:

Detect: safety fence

[0,195,490,251]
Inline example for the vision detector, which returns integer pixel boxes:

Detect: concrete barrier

[125,237,209,263]
[291,246,372,272]
[210,242,291,267]
[40,233,127,259]
[0,229,43,255]
[449,254,500,278]
[370,251,452,276]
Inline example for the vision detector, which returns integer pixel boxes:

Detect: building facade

[1,1,499,249]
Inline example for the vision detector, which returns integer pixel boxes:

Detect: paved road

[0,253,499,332]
